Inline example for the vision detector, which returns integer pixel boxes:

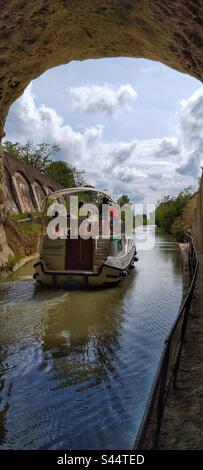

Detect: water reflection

[0,230,182,449]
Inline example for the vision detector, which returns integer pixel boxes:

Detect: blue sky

[4,58,203,203]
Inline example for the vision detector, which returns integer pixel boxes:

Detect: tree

[45,160,86,188]
[72,166,86,187]
[155,186,195,234]
[117,194,131,207]
[3,140,60,173]
[3,140,87,187]
[45,161,74,187]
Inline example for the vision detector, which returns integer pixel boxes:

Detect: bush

[155,186,195,238]
[171,223,191,243]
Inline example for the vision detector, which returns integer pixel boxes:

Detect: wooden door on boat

[65,237,93,271]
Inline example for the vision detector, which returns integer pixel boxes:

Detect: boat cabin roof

[46,187,116,203]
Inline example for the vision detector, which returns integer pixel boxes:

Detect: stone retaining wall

[3,152,63,213]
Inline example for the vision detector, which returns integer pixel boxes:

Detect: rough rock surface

[0,143,12,270]
[1,0,203,267]
[0,0,203,136]
[0,224,13,271]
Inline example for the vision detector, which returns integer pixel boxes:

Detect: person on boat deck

[99,196,109,220]
[99,196,112,236]
[78,201,84,210]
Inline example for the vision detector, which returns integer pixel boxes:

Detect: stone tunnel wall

[3,152,64,213]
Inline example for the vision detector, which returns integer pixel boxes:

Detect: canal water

[0,229,182,450]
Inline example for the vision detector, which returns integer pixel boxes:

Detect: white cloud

[68,83,137,116]
[176,87,203,176]
[5,83,202,204]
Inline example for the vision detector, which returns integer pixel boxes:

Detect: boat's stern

[33,234,138,287]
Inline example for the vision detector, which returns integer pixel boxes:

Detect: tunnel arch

[0,1,203,138]
[13,171,36,213]
[32,180,46,210]
[4,167,18,212]
[1,1,203,267]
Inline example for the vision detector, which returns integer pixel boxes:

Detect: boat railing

[133,234,199,450]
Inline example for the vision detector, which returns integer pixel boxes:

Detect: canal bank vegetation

[155,186,197,241]
[11,210,42,222]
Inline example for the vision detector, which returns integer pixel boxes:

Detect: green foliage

[45,160,86,188]
[155,186,195,237]
[11,211,31,221]
[171,223,191,243]
[3,140,60,172]
[72,167,86,187]
[11,211,42,221]
[45,160,74,187]
[4,140,87,188]
[117,194,131,206]
[117,195,131,220]
[19,223,42,235]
